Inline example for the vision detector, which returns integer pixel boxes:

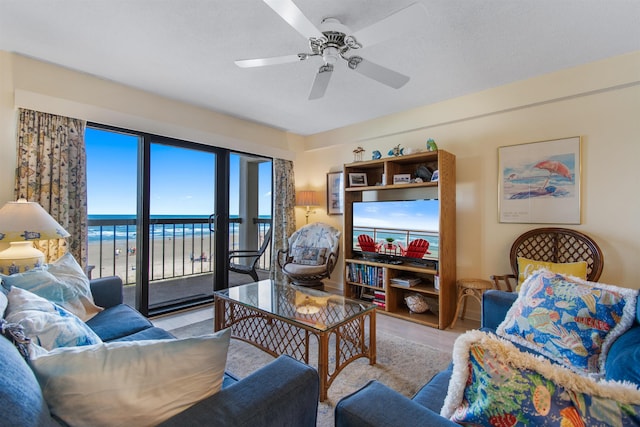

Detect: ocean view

[88,214,270,243]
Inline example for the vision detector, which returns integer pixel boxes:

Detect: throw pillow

[4,287,101,350]
[46,252,103,320]
[292,246,328,265]
[1,253,102,321]
[441,330,640,425]
[30,329,231,427]
[0,287,7,317]
[497,269,638,376]
[516,257,587,290]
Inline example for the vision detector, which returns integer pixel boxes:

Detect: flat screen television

[352,199,439,263]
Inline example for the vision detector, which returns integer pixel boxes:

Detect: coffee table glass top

[214,280,375,332]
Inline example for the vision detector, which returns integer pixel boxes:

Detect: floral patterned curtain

[270,158,296,282]
[14,108,88,269]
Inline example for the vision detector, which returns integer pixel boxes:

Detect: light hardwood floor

[152,304,480,354]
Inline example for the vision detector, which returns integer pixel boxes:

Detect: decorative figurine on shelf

[372,150,382,160]
[426,138,438,152]
[388,144,404,157]
[415,165,433,181]
[353,146,365,162]
[405,293,430,313]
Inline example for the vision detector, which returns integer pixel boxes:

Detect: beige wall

[0,52,300,205]
[1,50,639,312]
[298,52,640,301]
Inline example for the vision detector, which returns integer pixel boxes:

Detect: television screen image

[352,200,439,261]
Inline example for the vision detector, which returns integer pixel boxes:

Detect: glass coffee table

[214,280,376,401]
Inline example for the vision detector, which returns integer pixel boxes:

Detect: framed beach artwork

[326,171,344,215]
[498,137,581,224]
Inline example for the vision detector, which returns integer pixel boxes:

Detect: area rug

[169,320,452,427]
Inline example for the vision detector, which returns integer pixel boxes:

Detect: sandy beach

[88,231,271,286]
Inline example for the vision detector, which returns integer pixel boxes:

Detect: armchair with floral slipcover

[277,222,341,288]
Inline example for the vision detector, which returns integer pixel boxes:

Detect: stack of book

[373,290,386,309]
[390,276,421,287]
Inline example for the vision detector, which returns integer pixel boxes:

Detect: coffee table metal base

[214,297,376,401]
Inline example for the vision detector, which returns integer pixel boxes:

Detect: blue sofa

[1,276,319,427]
[335,289,640,426]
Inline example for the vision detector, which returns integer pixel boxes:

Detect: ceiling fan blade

[235,54,304,68]
[308,64,333,100]
[264,0,325,40]
[351,3,427,47]
[350,58,409,89]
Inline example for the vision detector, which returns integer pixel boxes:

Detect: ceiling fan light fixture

[322,46,340,65]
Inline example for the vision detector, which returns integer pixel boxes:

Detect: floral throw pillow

[497,269,638,376]
[441,330,640,426]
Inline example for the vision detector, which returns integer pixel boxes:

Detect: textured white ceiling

[1,0,639,136]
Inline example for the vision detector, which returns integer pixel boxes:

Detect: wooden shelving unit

[342,150,456,329]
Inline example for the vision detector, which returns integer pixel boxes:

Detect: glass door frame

[137,135,230,316]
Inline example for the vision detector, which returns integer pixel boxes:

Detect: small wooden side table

[450,278,494,328]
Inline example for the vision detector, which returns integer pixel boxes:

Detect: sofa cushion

[412,366,452,413]
[30,328,231,427]
[112,326,175,341]
[441,330,640,425]
[605,324,640,385]
[5,287,101,350]
[516,257,587,290]
[85,303,154,341]
[0,335,58,427]
[497,269,638,376]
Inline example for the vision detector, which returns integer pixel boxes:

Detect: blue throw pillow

[497,269,638,376]
[4,287,101,351]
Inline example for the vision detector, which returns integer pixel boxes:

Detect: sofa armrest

[90,276,124,308]
[481,289,518,330]
[158,355,319,427]
[335,380,458,427]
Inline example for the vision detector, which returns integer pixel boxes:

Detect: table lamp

[0,198,70,275]
[296,190,319,224]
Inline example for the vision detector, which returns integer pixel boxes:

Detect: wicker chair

[491,227,604,292]
[277,223,341,288]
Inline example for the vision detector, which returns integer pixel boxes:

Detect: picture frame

[326,172,344,215]
[393,173,411,184]
[348,172,368,187]
[498,136,581,224]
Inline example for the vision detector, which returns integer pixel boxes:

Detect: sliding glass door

[147,142,218,309]
[86,125,272,316]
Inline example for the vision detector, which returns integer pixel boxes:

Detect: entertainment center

[343,150,456,329]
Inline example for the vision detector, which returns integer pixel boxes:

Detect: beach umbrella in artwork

[534,160,571,188]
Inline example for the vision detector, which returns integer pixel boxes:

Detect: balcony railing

[88,217,271,285]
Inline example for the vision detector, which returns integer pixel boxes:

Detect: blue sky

[85,127,272,216]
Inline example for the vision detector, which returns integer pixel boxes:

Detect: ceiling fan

[234,0,427,100]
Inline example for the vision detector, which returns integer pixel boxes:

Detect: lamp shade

[296,191,319,207]
[0,199,70,242]
[0,199,70,275]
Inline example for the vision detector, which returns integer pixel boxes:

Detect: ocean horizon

[87,214,271,242]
